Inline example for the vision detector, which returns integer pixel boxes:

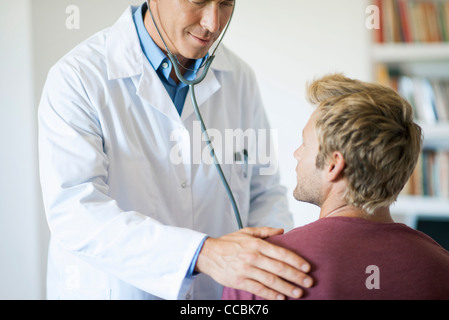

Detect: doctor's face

[293,110,324,207]
[150,0,234,61]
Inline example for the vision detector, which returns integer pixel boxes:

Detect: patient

[222,74,449,300]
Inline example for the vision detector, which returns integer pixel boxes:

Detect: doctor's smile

[189,33,214,47]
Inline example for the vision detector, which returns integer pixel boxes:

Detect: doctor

[38,0,312,300]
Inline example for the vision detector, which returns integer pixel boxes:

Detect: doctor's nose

[200,4,221,34]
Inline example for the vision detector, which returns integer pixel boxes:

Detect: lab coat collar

[209,46,234,72]
[106,6,143,81]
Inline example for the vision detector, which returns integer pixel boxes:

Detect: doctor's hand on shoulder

[195,227,313,300]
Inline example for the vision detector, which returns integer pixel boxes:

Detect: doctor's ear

[325,151,345,182]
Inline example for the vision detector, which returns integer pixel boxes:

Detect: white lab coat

[38,6,292,300]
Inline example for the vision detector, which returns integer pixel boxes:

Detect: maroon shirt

[222,217,449,300]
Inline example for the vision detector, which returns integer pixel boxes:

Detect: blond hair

[306,74,423,214]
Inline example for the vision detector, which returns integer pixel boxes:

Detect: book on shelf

[402,150,449,199]
[376,64,449,124]
[374,0,449,43]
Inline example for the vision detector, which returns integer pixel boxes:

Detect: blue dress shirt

[133,3,207,116]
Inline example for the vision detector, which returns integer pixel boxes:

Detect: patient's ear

[326,151,345,182]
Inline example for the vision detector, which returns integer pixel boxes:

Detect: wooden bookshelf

[373,43,449,63]
[373,0,449,44]
[420,122,449,149]
[371,0,449,218]
[393,195,449,217]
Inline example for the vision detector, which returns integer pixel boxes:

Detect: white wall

[0,0,371,299]
[0,0,42,299]
[31,0,140,102]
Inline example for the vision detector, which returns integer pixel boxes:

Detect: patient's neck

[320,202,394,223]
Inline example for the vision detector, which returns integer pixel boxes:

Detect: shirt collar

[133,4,166,71]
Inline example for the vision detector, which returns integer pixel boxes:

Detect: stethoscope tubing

[189,83,243,230]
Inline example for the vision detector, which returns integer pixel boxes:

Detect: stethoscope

[146,1,243,229]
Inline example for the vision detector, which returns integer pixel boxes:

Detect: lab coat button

[186,293,192,300]
[181,182,187,189]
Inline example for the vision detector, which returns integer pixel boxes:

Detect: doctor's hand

[194,227,313,300]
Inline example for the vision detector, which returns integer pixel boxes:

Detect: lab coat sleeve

[38,61,206,300]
